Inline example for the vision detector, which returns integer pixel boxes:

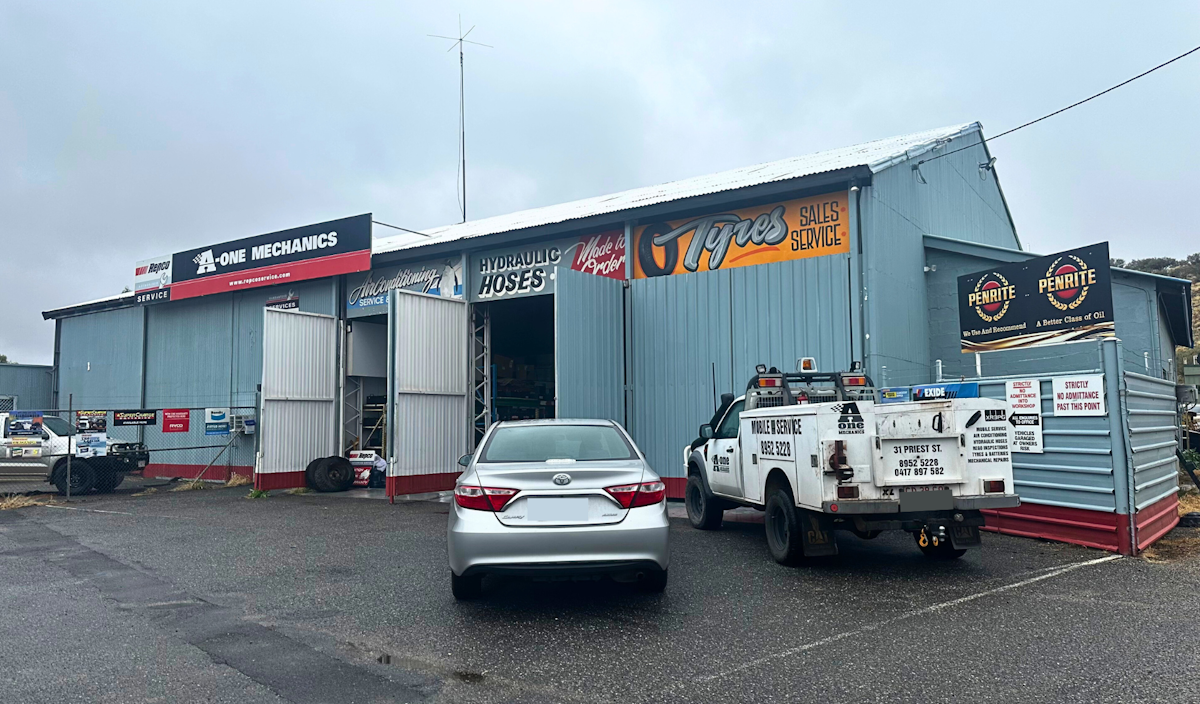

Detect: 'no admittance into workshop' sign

[958,242,1115,353]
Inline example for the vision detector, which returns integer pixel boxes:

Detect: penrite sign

[958,242,1115,353]
[170,215,372,300]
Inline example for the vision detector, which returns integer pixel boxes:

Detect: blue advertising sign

[912,382,979,401]
[878,388,912,404]
[205,408,231,436]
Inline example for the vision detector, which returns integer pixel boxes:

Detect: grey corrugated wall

[58,306,144,411]
[628,255,852,482]
[0,363,54,410]
[860,132,1020,388]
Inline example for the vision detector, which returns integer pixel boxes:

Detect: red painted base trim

[145,463,253,482]
[982,502,1127,554]
[663,477,686,500]
[1135,492,1180,552]
[254,470,307,491]
[386,473,460,498]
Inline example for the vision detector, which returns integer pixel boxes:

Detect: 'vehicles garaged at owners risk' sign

[684,362,1020,563]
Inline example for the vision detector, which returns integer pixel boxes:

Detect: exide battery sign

[169,215,372,300]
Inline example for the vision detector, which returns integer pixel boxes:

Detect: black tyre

[54,460,97,496]
[451,572,483,601]
[915,533,968,560]
[321,457,355,492]
[764,485,804,566]
[304,457,326,488]
[636,569,668,594]
[685,473,723,530]
[94,468,125,493]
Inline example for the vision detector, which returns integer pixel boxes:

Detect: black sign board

[958,242,1114,353]
[114,410,158,426]
[170,214,372,300]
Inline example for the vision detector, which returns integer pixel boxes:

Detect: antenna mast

[430,17,491,223]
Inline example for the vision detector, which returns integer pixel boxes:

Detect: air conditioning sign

[170,214,372,300]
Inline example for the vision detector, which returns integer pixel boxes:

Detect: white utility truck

[684,362,1019,563]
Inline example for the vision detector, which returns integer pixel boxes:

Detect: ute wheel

[915,532,968,560]
[685,473,723,530]
[764,485,805,566]
[636,569,668,594]
[310,457,355,492]
[54,460,97,496]
[451,572,483,601]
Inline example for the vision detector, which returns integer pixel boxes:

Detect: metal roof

[374,122,981,255]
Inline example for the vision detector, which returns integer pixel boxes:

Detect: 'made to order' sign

[957,242,1114,353]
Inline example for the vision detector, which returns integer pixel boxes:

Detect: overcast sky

[2,1,1198,364]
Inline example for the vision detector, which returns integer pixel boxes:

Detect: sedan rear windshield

[480,425,637,463]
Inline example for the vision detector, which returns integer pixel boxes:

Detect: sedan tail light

[454,485,519,511]
[604,481,666,508]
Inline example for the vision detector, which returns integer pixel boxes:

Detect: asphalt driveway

[2,485,1197,703]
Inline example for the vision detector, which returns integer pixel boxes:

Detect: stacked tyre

[305,456,356,492]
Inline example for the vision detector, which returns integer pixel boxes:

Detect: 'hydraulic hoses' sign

[957,242,1114,353]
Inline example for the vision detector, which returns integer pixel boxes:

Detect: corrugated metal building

[0,363,54,411]
[38,122,1192,552]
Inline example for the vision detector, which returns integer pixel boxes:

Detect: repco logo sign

[1039,254,1097,311]
[968,272,1015,323]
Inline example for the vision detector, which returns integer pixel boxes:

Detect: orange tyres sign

[632,192,850,278]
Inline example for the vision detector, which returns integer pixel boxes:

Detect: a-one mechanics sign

[170,215,372,300]
[958,242,1114,353]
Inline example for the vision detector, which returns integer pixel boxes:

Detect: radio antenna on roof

[429,16,492,224]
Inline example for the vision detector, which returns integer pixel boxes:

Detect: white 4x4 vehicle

[684,365,1019,563]
[0,413,149,495]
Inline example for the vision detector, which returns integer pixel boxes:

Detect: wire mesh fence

[1,407,257,498]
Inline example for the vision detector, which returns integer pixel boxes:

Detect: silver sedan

[447,419,669,600]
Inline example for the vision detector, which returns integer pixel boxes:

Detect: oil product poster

[958,242,1114,353]
[163,409,191,433]
[879,388,912,404]
[114,410,157,427]
[6,411,44,438]
[632,192,850,279]
[1052,375,1106,416]
[1005,379,1044,453]
[205,408,231,436]
[77,411,108,432]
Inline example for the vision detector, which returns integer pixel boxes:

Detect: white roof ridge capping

[373,122,981,255]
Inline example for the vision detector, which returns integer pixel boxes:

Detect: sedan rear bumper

[448,501,669,576]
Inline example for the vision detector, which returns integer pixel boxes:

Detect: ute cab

[684,360,1019,564]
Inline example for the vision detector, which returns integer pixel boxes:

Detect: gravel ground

[1,486,1198,703]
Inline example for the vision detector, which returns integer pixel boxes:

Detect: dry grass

[284,487,312,495]
[131,487,158,497]
[1143,530,1200,563]
[0,494,52,510]
[225,473,252,488]
[170,479,207,492]
[1178,492,1200,516]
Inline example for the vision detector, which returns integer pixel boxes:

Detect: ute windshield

[480,424,637,463]
[41,416,77,436]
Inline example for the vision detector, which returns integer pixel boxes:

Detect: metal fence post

[65,394,72,501]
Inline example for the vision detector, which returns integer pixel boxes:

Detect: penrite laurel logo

[832,402,865,434]
[1040,254,1096,311]
[967,272,1015,323]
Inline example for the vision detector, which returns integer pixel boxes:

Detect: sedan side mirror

[699,424,714,440]
[457,454,472,467]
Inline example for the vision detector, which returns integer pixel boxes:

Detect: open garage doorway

[476,295,556,425]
